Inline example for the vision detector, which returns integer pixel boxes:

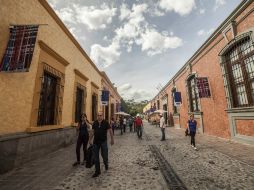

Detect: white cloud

[199,9,205,14]
[119,4,131,21]
[197,28,215,36]
[118,84,152,101]
[68,27,79,38]
[214,0,226,10]
[90,40,120,68]
[152,7,165,17]
[138,29,183,56]
[56,7,76,24]
[118,83,132,92]
[159,0,196,16]
[73,4,117,30]
[48,0,58,8]
[197,29,205,36]
[91,2,183,67]
[119,89,152,102]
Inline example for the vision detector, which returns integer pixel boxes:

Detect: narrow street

[0,121,253,190]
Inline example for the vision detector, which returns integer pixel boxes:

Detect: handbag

[86,145,95,168]
[185,128,189,136]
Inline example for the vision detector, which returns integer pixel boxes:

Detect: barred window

[37,64,64,126]
[92,94,98,121]
[187,76,200,112]
[223,36,254,107]
[75,84,86,123]
[0,25,38,72]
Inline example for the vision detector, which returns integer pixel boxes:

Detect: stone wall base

[0,127,76,174]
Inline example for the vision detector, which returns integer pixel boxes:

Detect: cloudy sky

[48,0,241,101]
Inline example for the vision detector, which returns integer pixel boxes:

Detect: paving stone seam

[143,132,187,190]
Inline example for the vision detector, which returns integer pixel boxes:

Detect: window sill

[71,122,78,127]
[189,111,203,116]
[26,125,64,133]
[225,107,254,113]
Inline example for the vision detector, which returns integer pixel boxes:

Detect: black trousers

[190,131,196,147]
[76,134,89,162]
[123,124,126,132]
[137,126,142,138]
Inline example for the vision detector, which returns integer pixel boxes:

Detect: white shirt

[123,118,127,125]
[160,117,165,128]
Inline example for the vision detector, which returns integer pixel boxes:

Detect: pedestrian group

[72,111,198,178]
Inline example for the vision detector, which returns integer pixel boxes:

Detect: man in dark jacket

[89,111,114,178]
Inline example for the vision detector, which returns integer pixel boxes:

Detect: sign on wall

[196,77,211,98]
[174,92,182,106]
[101,90,109,105]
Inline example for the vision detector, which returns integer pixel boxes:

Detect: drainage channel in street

[144,133,187,190]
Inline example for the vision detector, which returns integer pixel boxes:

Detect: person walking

[73,113,91,166]
[123,117,127,133]
[119,116,124,135]
[134,114,143,139]
[89,112,114,178]
[187,113,197,150]
[128,117,133,132]
[159,114,166,141]
[110,117,115,135]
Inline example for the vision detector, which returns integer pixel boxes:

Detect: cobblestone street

[0,121,253,190]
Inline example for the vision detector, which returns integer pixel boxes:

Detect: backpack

[86,145,95,168]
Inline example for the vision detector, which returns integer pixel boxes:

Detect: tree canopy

[121,98,148,116]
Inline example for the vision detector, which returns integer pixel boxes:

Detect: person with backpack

[187,113,197,150]
[134,114,143,139]
[73,113,91,166]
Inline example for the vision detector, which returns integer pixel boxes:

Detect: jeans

[93,141,108,173]
[136,126,142,138]
[129,124,133,132]
[76,134,88,162]
[190,131,196,147]
[161,128,165,140]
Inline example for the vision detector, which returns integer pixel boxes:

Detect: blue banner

[101,90,109,105]
[174,92,182,106]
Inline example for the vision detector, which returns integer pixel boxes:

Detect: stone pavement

[0,121,253,190]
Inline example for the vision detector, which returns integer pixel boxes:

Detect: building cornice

[38,0,103,77]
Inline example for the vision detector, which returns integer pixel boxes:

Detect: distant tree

[120,99,148,116]
[120,98,129,112]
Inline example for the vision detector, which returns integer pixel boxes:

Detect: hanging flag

[196,77,211,98]
[101,90,109,105]
[0,25,39,72]
[174,92,182,106]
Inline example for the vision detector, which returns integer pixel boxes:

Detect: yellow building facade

[0,0,121,173]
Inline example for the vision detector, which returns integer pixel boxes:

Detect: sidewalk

[162,122,254,166]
